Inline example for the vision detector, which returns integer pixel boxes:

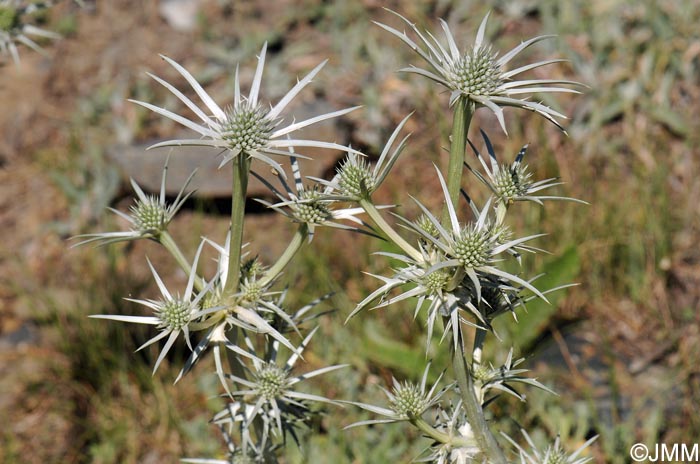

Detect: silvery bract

[130,43,359,172]
[376,10,582,133]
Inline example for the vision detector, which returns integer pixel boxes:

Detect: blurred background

[1,0,698,462]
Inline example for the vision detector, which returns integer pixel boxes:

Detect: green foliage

[508,247,581,349]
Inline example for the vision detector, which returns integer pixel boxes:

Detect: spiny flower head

[422,269,452,294]
[130,195,169,233]
[72,160,194,246]
[226,328,347,435]
[337,152,375,198]
[344,364,446,428]
[156,296,192,331]
[389,380,430,418]
[222,102,275,154]
[255,155,371,242]
[254,363,289,401]
[293,189,333,224]
[493,162,533,200]
[376,10,583,133]
[453,224,494,268]
[130,43,359,172]
[502,429,598,464]
[466,130,587,207]
[446,44,502,97]
[317,114,412,200]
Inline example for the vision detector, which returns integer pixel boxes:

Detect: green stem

[410,415,475,448]
[259,224,309,288]
[444,98,473,225]
[451,339,507,463]
[225,155,251,296]
[159,231,205,292]
[359,198,422,262]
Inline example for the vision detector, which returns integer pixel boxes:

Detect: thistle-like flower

[375,10,582,133]
[400,166,547,303]
[130,43,359,171]
[316,113,412,200]
[72,159,195,246]
[344,363,446,428]
[466,130,586,207]
[502,429,597,464]
[176,233,303,391]
[90,241,216,374]
[472,349,555,404]
[253,154,373,242]
[0,1,60,65]
[224,328,347,436]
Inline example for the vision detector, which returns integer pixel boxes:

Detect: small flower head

[345,364,446,427]
[293,189,333,224]
[254,155,371,242]
[318,113,412,200]
[446,44,502,97]
[226,328,347,435]
[90,240,214,374]
[502,429,598,464]
[453,225,494,268]
[389,380,431,418]
[422,269,451,294]
[337,152,375,198]
[157,296,191,332]
[376,10,583,133]
[254,363,289,401]
[222,102,274,154]
[130,43,360,172]
[466,131,586,206]
[72,158,194,246]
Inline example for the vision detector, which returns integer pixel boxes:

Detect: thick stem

[451,342,507,464]
[259,224,308,288]
[410,415,475,448]
[359,198,422,262]
[444,98,473,225]
[159,231,205,292]
[225,155,251,296]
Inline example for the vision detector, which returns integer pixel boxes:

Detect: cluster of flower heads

[0,0,61,65]
[78,7,594,463]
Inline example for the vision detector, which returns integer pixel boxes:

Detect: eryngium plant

[79,9,595,463]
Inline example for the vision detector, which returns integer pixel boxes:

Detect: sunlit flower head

[344,363,446,428]
[254,153,374,242]
[90,241,215,374]
[224,328,347,435]
[130,43,359,171]
[72,158,194,246]
[375,10,582,134]
[466,130,587,206]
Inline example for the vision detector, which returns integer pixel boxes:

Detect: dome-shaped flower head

[375,10,582,134]
[130,43,360,172]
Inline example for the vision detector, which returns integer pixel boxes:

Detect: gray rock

[159,0,202,32]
